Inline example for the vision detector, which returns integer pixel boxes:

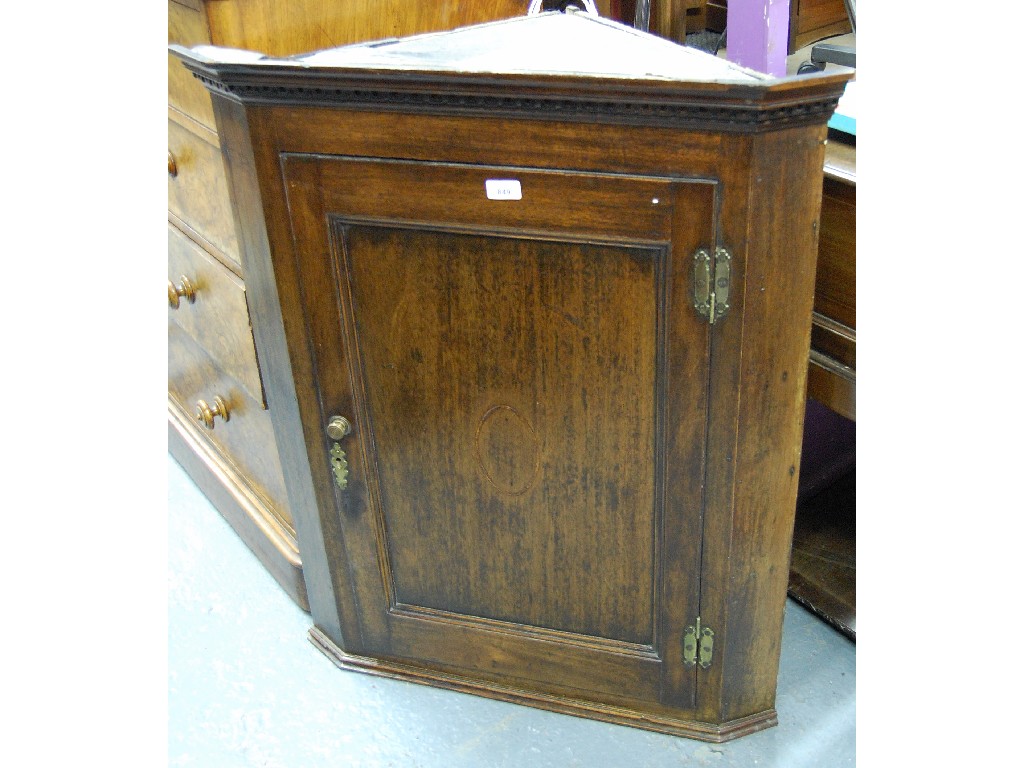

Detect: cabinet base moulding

[168,398,309,611]
[308,627,778,743]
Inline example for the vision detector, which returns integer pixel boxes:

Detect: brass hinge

[693,247,731,325]
[682,617,715,668]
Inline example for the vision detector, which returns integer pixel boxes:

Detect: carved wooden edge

[170,46,851,134]
[308,626,778,742]
[168,398,310,611]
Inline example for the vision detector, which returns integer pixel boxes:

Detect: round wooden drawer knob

[168,276,197,309]
[195,395,230,429]
[168,151,178,178]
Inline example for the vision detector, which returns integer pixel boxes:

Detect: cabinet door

[283,155,715,713]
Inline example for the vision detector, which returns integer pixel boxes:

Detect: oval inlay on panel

[475,405,540,496]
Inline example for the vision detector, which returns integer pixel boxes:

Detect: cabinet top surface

[281,12,765,84]
[171,11,851,133]
[184,12,768,83]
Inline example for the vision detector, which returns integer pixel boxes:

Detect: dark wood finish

[174,13,849,740]
[790,469,855,639]
[817,170,856,329]
[807,133,855,420]
[790,399,855,639]
[167,1,553,612]
[309,626,776,741]
[789,0,852,53]
[696,122,834,724]
[792,131,856,632]
[705,1,726,31]
[280,155,711,711]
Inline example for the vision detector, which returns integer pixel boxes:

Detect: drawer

[168,223,263,405]
[168,0,216,131]
[814,176,856,330]
[168,118,240,264]
[168,323,293,529]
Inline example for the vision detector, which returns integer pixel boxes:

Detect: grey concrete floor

[168,455,855,766]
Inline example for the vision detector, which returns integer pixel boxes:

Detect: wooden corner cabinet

[167,0,528,611]
[173,8,849,742]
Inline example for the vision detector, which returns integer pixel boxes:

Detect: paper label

[485,179,522,200]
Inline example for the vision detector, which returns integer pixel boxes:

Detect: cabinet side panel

[211,97,350,644]
[702,126,829,721]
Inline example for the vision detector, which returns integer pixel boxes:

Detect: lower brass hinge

[693,247,731,325]
[683,617,715,668]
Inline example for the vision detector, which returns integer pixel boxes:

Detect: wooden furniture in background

[789,0,852,52]
[174,11,850,741]
[167,0,528,611]
[807,132,855,421]
[698,0,852,55]
[791,403,856,639]
[790,131,855,639]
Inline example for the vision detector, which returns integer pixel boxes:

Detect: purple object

[726,0,790,77]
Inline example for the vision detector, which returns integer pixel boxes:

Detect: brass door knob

[168,151,178,177]
[168,276,197,309]
[196,396,230,429]
[326,415,352,440]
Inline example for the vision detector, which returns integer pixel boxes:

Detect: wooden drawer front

[793,0,853,50]
[814,176,855,330]
[168,323,293,529]
[168,0,216,131]
[168,223,263,405]
[168,118,240,264]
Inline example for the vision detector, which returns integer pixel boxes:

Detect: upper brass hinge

[693,247,731,325]
[683,617,715,669]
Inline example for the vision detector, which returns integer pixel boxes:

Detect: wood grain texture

[275,152,712,713]
[815,176,855,329]
[808,353,855,420]
[210,94,352,641]
[191,31,851,737]
[790,0,852,51]
[343,226,660,644]
[807,135,855,419]
[167,224,264,405]
[310,626,778,742]
[168,118,240,264]
[204,0,528,55]
[168,0,216,132]
[167,0,558,618]
[698,124,828,723]
[167,323,293,529]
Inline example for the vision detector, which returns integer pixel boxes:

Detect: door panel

[282,155,713,711]
[344,224,661,647]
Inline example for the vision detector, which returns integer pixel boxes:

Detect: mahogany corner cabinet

[172,8,851,742]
